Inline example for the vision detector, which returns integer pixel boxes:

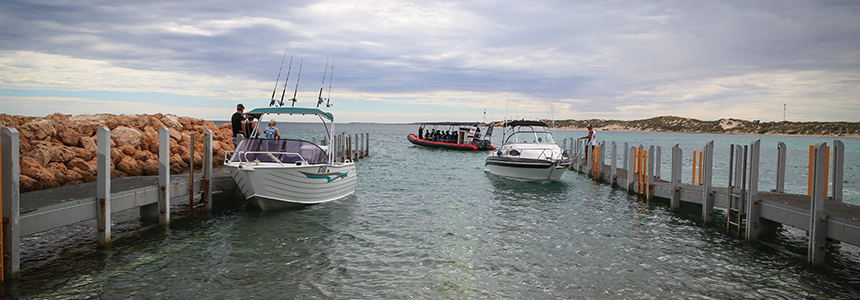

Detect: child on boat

[264,119,281,139]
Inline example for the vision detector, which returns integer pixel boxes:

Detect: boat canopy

[503,120,548,127]
[244,107,333,121]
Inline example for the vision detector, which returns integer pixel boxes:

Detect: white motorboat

[224,107,356,209]
[484,120,570,182]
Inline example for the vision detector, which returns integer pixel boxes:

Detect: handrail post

[97,127,111,248]
[1,128,21,280]
[158,127,170,225]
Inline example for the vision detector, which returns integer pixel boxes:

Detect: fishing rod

[289,58,303,107]
[317,58,329,108]
[326,55,334,107]
[270,48,288,107]
[278,56,293,107]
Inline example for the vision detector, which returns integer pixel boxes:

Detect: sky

[1,0,858,123]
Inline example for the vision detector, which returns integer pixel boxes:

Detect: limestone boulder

[112,126,143,148]
[161,114,183,130]
[20,119,57,141]
[66,157,92,174]
[116,155,142,176]
[19,175,40,193]
[57,126,83,146]
[20,156,58,189]
[80,135,97,158]
[142,158,160,175]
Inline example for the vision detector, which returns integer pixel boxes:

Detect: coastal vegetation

[544,116,860,137]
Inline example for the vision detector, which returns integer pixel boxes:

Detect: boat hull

[407,134,494,151]
[484,156,567,182]
[228,162,356,210]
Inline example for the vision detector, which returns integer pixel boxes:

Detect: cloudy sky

[1,0,858,123]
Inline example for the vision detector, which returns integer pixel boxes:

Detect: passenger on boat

[418,125,424,139]
[245,116,258,138]
[425,130,431,141]
[452,131,459,144]
[264,119,281,139]
[231,103,245,147]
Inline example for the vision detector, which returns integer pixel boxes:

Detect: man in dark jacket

[232,103,245,147]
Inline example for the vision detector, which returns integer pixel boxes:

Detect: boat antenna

[270,48,288,107]
[289,58,303,107]
[317,58,329,107]
[326,55,334,108]
[278,56,293,107]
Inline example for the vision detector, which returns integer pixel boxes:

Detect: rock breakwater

[0,113,234,193]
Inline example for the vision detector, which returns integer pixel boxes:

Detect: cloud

[0,0,857,122]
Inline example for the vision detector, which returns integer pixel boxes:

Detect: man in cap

[579,123,597,160]
[232,103,246,147]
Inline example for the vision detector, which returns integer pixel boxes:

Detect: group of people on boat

[417,125,482,144]
[232,103,282,146]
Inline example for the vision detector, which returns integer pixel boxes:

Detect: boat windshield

[231,139,327,164]
[504,125,556,144]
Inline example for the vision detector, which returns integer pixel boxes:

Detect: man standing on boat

[579,124,596,160]
[418,125,424,140]
[232,103,246,147]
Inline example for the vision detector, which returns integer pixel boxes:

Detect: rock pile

[0,113,235,193]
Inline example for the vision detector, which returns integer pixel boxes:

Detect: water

[9,124,860,299]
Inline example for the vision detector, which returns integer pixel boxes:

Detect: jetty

[561,137,857,268]
[0,127,369,282]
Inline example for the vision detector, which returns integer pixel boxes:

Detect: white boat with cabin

[484,120,570,182]
[224,107,356,209]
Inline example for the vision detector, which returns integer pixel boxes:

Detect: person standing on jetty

[232,103,245,147]
[579,124,596,160]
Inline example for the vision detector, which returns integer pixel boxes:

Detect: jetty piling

[1,128,21,279]
[570,137,858,268]
[97,127,111,248]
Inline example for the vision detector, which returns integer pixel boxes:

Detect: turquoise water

[10,124,860,299]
